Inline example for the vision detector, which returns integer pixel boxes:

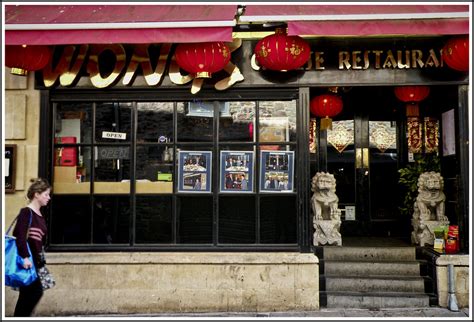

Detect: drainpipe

[447,264,459,311]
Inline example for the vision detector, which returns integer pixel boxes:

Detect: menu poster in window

[5,144,16,193]
[178,151,212,193]
[220,151,254,193]
[260,150,294,192]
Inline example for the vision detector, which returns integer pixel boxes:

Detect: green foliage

[398,154,441,216]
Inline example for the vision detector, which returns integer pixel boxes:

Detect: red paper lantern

[5,45,52,76]
[394,86,430,117]
[310,94,343,130]
[442,36,469,72]
[175,42,231,78]
[254,28,310,72]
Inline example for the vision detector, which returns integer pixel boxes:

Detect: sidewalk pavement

[69,307,470,318]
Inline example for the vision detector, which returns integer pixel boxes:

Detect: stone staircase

[317,246,437,308]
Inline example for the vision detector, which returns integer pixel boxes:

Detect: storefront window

[49,98,298,248]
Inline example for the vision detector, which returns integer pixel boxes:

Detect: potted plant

[398,154,441,217]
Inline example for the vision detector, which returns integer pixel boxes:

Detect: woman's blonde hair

[27,178,51,201]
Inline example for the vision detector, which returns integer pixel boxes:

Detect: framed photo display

[259,150,295,192]
[220,151,254,193]
[178,151,212,193]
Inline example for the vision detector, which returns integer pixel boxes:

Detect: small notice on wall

[442,109,456,156]
[345,206,356,221]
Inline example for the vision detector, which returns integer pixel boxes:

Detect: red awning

[5,5,237,45]
[240,4,470,36]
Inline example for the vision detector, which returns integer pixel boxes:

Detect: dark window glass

[137,102,174,143]
[94,146,131,185]
[95,102,132,142]
[177,102,213,142]
[135,196,172,243]
[218,196,256,244]
[219,102,256,142]
[260,196,297,244]
[177,196,213,243]
[92,196,130,244]
[50,195,91,244]
[136,145,174,181]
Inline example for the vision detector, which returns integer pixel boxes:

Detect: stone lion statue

[311,172,340,221]
[414,171,448,222]
[311,172,342,246]
[411,171,449,246]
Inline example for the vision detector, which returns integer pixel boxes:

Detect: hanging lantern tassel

[394,86,429,117]
[310,93,343,132]
[321,116,333,130]
[406,103,420,117]
[6,45,52,76]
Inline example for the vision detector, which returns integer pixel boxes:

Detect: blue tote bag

[5,212,38,288]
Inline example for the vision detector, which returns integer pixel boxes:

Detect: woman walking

[13,178,51,317]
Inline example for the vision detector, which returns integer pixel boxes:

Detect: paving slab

[68,307,471,318]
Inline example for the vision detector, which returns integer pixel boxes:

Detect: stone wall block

[159,265,209,289]
[5,69,28,89]
[240,289,258,311]
[268,264,294,289]
[5,94,27,139]
[25,144,39,186]
[295,264,319,289]
[295,287,319,310]
[240,265,270,290]
[14,144,26,191]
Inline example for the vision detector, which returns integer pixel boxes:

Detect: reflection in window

[95,102,132,143]
[137,102,173,143]
[56,102,92,144]
[220,102,256,142]
[177,102,213,142]
[259,101,297,141]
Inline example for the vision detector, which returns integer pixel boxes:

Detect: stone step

[322,246,416,261]
[324,291,430,308]
[325,276,425,293]
[324,260,421,276]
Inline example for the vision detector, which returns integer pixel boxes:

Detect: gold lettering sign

[122,44,171,86]
[41,43,444,90]
[397,50,410,69]
[87,44,127,88]
[43,45,89,87]
[313,52,324,70]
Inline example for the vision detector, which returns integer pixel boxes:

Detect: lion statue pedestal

[311,172,342,246]
[411,171,449,246]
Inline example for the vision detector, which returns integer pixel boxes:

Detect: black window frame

[39,88,312,252]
